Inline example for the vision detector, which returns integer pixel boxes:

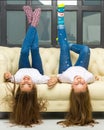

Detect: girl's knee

[83,45,90,54]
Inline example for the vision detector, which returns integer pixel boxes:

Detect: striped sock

[57,4,65,25]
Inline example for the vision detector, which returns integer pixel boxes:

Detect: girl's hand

[4,72,12,80]
[47,76,58,89]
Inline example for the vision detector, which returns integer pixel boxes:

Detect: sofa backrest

[89,48,104,76]
[0,46,104,83]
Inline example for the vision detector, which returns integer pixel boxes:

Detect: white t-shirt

[58,66,95,83]
[10,68,50,84]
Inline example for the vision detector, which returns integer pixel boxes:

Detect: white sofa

[0,46,104,113]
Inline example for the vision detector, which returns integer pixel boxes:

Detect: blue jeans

[58,25,90,74]
[18,26,44,74]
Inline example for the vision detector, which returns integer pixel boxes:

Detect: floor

[0,112,104,130]
[0,119,104,130]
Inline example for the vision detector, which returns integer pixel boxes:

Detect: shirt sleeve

[57,73,72,83]
[10,75,21,83]
[37,75,50,84]
[84,72,95,83]
[9,69,24,83]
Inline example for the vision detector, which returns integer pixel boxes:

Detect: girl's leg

[58,4,72,73]
[31,8,44,74]
[31,27,44,74]
[23,6,33,24]
[70,44,90,69]
[58,26,72,73]
[18,26,35,69]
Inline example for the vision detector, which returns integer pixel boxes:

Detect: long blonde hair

[10,84,47,127]
[57,88,97,127]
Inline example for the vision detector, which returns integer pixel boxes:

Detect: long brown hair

[10,84,47,127]
[57,87,97,127]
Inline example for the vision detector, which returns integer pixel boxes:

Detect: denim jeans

[18,25,43,74]
[58,25,90,74]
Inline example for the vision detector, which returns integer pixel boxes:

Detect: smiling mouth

[23,75,31,80]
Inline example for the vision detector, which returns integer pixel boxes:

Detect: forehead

[20,83,34,92]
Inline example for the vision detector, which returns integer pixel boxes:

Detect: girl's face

[20,75,34,92]
[72,76,87,93]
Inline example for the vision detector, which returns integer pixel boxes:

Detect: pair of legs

[57,4,90,74]
[18,6,43,74]
[58,25,90,73]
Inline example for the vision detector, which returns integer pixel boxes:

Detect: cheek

[29,80,33,84]
[84,84,87,89]
[81,80,86,84]
[20,80,24,84]
[72,84,77,89]
[73,80,79,86]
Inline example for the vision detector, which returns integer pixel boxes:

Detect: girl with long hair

[4,6,49,127]
[56,3,97,127]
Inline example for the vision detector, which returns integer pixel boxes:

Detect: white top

[10,68,50,84]
[58,66,95,83]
